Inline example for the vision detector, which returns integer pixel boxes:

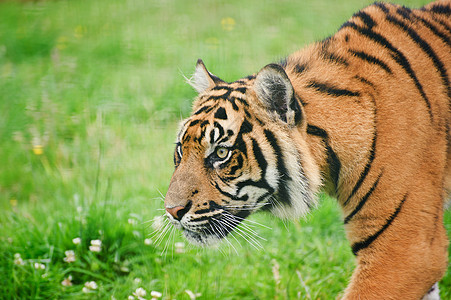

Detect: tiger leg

[342,191,448,299]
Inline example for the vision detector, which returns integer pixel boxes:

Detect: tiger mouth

[179,212,247,246]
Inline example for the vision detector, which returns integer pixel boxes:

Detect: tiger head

[164,59,321,246]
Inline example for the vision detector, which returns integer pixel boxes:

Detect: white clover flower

[127,296,135,300]
[134,277,142,284]
[120,266,130,273]
[63,250,76,263]
[61,275,73,286]
[89,239,102,252]
[34,262,45,270]
[13,253,24,266]
[91,239,102,246]
[82,287,90,293]
[144,238,152,245]
[72,237,81,245]
[128,218,138,226]
[175,242,185,253]
[133,287,147,298]
[85,281,98,290]
[185,290,202,300]
[150,290,162,298]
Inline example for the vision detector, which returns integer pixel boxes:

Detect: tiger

[163,1,450,299]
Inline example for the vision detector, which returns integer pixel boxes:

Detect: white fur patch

[188,62,213,94]
[421,283,440,300]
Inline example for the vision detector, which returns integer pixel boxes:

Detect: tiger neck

[282,39,374,198]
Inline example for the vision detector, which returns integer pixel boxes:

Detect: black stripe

[396,6,412,21]
[306,124,328,139]
[194,105,212,115]
[235,87,247,94]
[294,63,308,74]
[229,153,244,176]
[238,119,253,136]
[326,145,341,191]
[214,107,228,120]
[429,4,451,15]
[373,2,389,14]
[354,10,376,28]
[343,133,377,206]
[323,51,349,66]
[348,49,392,74]
[435,19,451,37]
[188,119,200,127]
[344,172,382,224]
[251,138,268,175]
[213,122,224,142]
[264,129,291,205]
[212,86,233,91]
[354,75,376,89]
[382,8,451,100]
[307,125,341,191]
[215,182,249,201]
[341,20,433,121]
[307,81,361,97]
[413,12,451,48]
[351,194,407,255]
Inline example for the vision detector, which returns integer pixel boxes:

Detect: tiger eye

[216,147,229,159]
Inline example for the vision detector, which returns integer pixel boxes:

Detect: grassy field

[0,0,449,299]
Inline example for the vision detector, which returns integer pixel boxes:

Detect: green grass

[0,0,449,299]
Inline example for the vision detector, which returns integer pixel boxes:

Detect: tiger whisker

[161,226,176,257]
[211,219,239,255]
[221,214,266,247]
[222,212,270,236]
[152,221,172,247]
[212,218,242,248]
[218,216,263,250]
[156,189,165,201]
[230,215,272,230]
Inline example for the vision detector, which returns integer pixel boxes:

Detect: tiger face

[164,60,320,246]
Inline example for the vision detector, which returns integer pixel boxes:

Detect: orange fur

[165,1,450,298]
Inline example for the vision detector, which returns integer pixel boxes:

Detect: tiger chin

[164,1,450,299]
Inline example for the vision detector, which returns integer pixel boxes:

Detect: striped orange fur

[164,1,450,298]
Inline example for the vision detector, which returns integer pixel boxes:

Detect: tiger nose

[166,203,191,221]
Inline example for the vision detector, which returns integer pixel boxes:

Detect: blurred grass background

[0,0,449,299]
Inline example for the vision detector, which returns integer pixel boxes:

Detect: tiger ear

[254,63,303,126]
[188,59,225,94]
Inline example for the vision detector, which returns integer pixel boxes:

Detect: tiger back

[164,1,451,299]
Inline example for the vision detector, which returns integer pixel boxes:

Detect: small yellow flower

[10,198,17,207]
[205,37,219,50]
[56,36,68,50]
[32,145,43,155]
[221,17,236,31]
[74,25,86,39]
